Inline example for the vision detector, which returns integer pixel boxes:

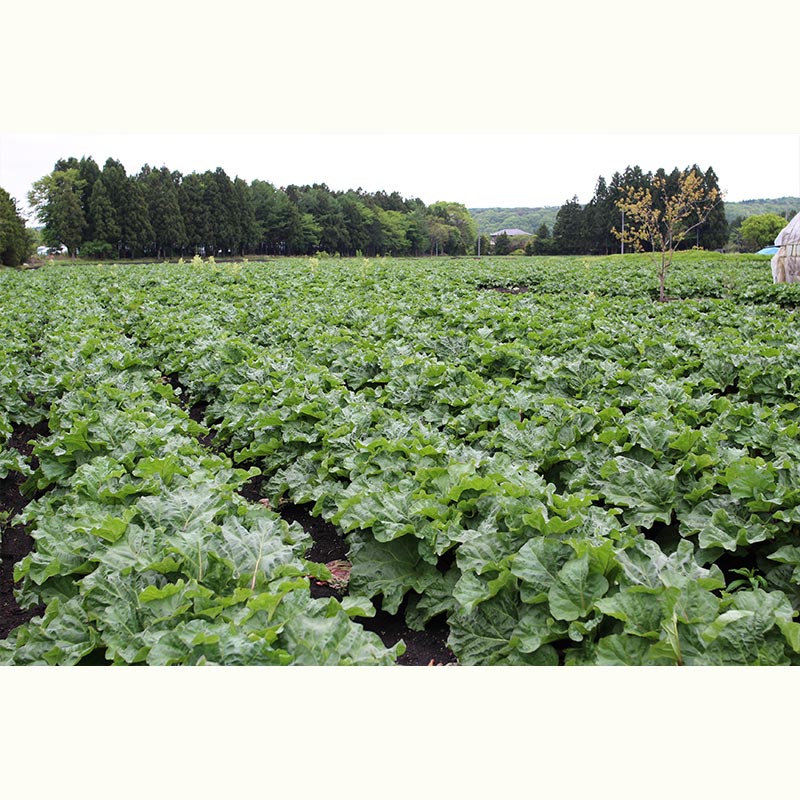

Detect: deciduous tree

[739,213,787,252]
[28,169,86,257]
[614,168,722,301]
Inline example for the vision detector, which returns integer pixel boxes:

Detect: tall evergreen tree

[250,179,284,254]
[232,177,257,256]
[553,196,586,254]
[202,168,237,255]
[100,159,131,258]
[139,165,185,257]
[123,178,154,258]
[178,172,209,255]
[493,231,512,255]
[86,177,120,257]
[77,156,101,240]
[698,167,728,250]
[0,187,32,266]
[339,192,371,256]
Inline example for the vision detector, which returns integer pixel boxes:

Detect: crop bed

[3,252,800,665]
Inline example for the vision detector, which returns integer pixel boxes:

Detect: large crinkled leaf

[331,481,417,542]
[723,457,777,501]
[597,456,676,528]
[669,579,721,626]
[136,486,226,532]
[680,496,775,552]
[276,594,404,665]
[560,503,626,544]
[348,531,442,615]
[12,497,128,589]
[404,567,459,631]
[701,507,774,551]
[91,521,168,575]
[0,595,100,665]
[136,487,227,582]
[624,416,676,460]
[146,618,291,666]
[595,587,665,640]
[511,603,563,655]
[71,455,141,502]
[138,579,195,622]
[0,445,29,479]
[509,536,573,602]
[455,522,529,577]
[448,583,560,665]
[547,554,609,622]
[452,567,516,614]
[767,545,800,585]
[218,513,305,587]
[614,537,724,592]
[593,633,659,665]
[699,589,796,666]
[79,567,156,664]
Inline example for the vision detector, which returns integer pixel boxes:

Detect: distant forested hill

[469,207,559,235]
[470,197,800,234]
[723,197,800,222]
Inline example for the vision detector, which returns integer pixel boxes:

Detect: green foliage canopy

[0,186,33,266]
[27,157,479,260]
[739,213,788,251]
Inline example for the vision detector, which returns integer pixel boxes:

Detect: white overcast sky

[4,2,800,223]
[3,132,800,220]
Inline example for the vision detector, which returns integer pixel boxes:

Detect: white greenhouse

[771,213,800,283]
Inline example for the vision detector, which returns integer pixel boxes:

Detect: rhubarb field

[3,252,800,665]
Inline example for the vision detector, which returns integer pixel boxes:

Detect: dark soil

[0,422,47,639]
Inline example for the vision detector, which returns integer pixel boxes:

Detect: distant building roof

[489,228,532,237]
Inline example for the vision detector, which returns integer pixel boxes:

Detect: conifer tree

[0,187,32,266]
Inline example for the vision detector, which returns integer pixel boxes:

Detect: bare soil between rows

[0,422,47,639]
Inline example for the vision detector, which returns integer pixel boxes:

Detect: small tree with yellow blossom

[613,168,723,302]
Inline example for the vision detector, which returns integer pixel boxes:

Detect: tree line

[545,164,729,255]
[489,164,728,257]
[26,157,478,260]
[0,158,741,267]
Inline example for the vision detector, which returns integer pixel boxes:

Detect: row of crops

[3,252,800,664]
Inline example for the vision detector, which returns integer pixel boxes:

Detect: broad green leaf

[449,583,560,665]
[595,587,664,640]
[723,457,776,500]
[218,514,302,586]
[510,536,572,601]
[594,634,655,665]
[274,593,403,665]
[597,457,676,528]
[0,596,100,666]
[547,555,609,622]
[138,580,194,622]
[348,532,441,615]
